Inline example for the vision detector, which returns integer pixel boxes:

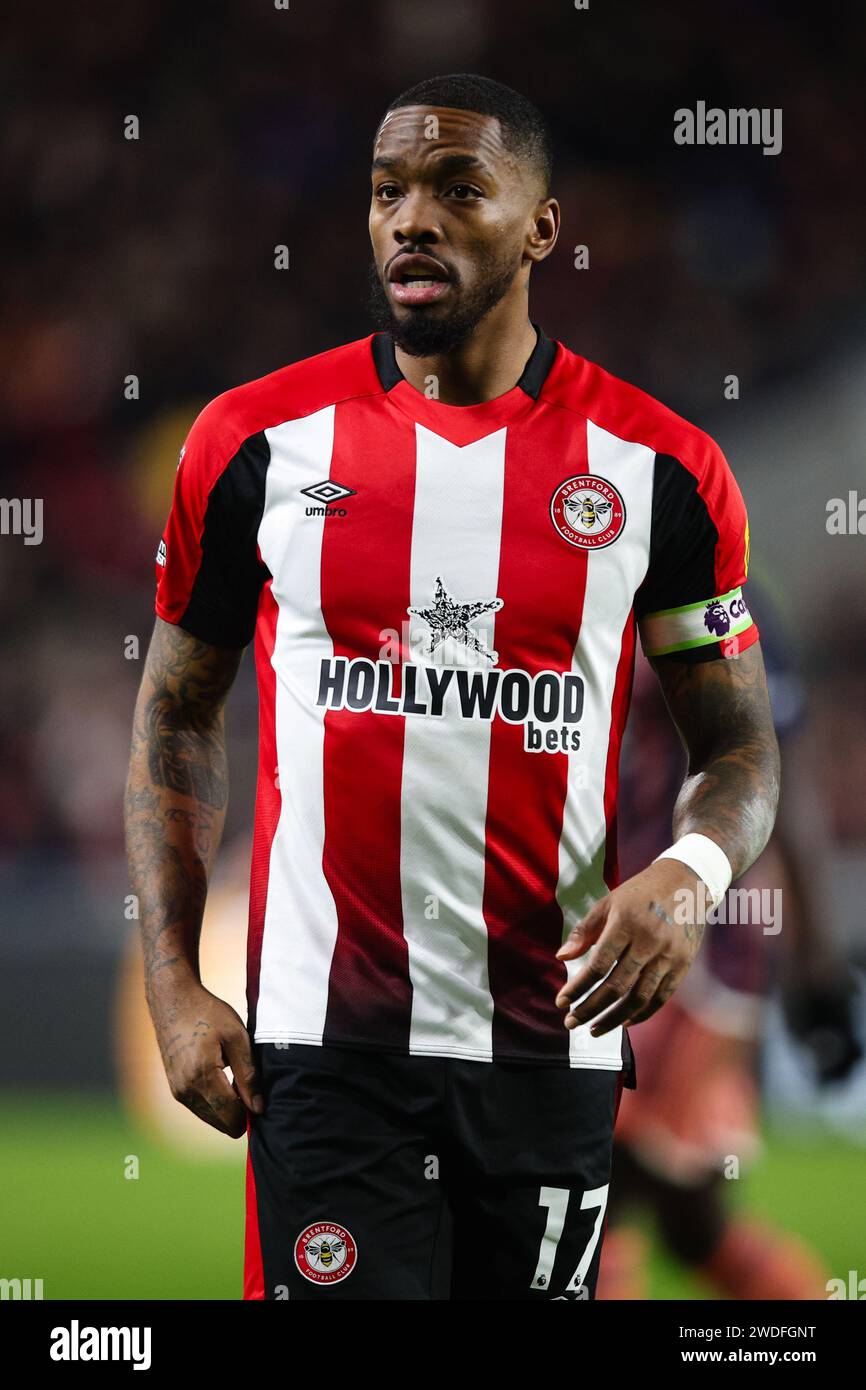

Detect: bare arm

[124,616,261,1136]
[654,641,780,880]
[556,643,780,1034]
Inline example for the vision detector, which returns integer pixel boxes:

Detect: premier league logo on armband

[550,475,626,550]
[704,600,731,635]
[704,590,751,658]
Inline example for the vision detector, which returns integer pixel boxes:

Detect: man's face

[368,105,545,355]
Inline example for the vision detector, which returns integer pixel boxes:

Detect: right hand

[151,984,264,1137]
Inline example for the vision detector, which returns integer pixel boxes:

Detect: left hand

[555,858,710,1035]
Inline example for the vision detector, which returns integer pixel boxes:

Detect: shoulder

[542,339,728,482]
[181,335,384,479]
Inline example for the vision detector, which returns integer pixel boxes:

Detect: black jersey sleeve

[635,443,758,664]
[155,402,271,648]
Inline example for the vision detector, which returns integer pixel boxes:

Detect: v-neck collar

[371,323,558,443]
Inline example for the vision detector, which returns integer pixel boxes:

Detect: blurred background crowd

[1,0,865,1298]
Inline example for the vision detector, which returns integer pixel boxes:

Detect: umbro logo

[301,480,356,517]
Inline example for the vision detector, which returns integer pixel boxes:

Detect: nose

[392,190,441,247]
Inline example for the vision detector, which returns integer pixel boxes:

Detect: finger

[222,1027,265,1115]
[562,948,654,1029]
[555,898,609,961]
[589,967,678,1036]
[555,915,631,1008]
[619,971,681,1027]
[177,1068,248,1138]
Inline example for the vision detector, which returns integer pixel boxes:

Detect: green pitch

[0,1094,244,1300]
[0,1092,862,1300]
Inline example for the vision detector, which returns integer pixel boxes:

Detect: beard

[367,246,522,357]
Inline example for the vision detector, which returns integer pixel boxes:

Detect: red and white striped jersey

[155,326,758,1069]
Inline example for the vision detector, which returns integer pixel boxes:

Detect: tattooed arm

[655,641,781,878]
[555,642,780,1034]
[123,617,262,1137]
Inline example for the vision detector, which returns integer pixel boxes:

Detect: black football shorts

[245,1039,634,1300]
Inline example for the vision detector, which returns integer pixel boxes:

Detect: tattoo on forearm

[139,623,240,808]
[652,645,781,881]
[124,620,242,1004]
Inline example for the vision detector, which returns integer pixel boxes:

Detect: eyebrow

[371,153,494,179]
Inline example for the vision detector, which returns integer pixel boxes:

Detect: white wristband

[654,833,732,910]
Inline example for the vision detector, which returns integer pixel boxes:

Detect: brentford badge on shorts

[294,1222,358,1285]
[550,474,626,550]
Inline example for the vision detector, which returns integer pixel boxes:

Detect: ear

[525,198,560,265]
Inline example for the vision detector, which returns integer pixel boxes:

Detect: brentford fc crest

[550,475,626,550]
[294,1222,358,1285]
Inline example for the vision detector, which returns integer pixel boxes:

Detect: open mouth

[388,254,451,306]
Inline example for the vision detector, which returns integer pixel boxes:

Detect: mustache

[366,253,520,358]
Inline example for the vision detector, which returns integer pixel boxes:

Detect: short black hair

[380,73,553,197]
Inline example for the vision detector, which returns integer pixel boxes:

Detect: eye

[447,183,482,200]
[375,183,402,201]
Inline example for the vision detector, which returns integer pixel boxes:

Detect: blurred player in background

[597,572,862,1300]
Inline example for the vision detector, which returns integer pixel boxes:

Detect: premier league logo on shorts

[294,1222,358,1285]
[550,474,626,550]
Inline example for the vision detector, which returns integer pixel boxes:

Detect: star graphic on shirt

[408,576,504,664]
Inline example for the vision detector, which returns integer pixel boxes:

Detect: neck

[393,295,538,406]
